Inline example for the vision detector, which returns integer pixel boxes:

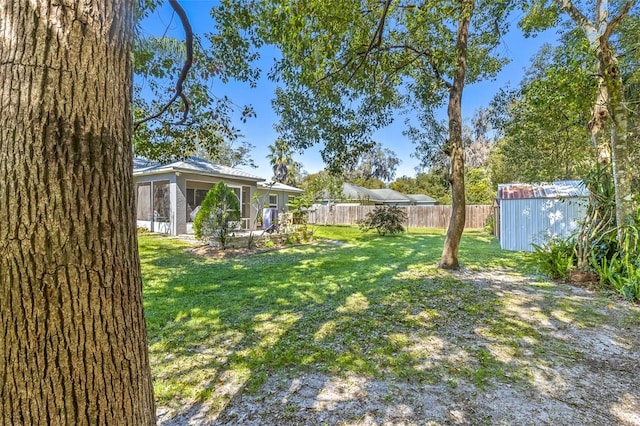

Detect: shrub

[590,224,640,301]
[286,195,311,224]
[484,214,495,235]
[530,236,577,281]
[285,225,314,245]
[193,182,240,249]
[358,206,407,236]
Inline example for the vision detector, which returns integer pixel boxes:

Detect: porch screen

[242,186,251,219]
[153,181,170,221]
[240,186,251,228]
[137,183,151,220]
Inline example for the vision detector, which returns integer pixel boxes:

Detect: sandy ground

[156,251,640,425]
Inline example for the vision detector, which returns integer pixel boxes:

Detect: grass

[140,225,639,410]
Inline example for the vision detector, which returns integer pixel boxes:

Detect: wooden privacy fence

[307,204,493,229]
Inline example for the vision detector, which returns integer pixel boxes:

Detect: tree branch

[602,1,634,41]
[555,0,597,41]
[317,0,391,85]
[134,0,194,131]
[381,44,452,88]
[348,0,392,85]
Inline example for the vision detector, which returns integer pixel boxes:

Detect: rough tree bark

[599,40,634,232]
[0,1,156,424]
[439,0,473,270]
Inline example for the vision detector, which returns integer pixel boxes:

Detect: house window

[186,188,209,208]
[269,194,278,209]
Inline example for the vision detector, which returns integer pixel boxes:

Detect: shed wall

[499,197,587,251]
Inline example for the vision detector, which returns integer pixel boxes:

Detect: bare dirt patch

[189,240,316,259]
[190,244,275,259]
[157,268,640,426]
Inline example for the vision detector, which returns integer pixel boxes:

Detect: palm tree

[267,139,300,185]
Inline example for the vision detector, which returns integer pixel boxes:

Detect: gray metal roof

[406,194,437,204]
[340,184,437,204]
[341,183,381,201]
[133,157,265,182]
[321,183,436,204]
[367,188,410,203]
[258,182,305,193]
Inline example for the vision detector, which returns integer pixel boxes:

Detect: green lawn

[139,226,636,414]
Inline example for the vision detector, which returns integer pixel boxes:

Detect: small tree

[194,182,240,248]
[359,206,408,236]
[287,195,312,225]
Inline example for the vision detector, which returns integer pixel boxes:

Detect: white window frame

[268,194,278,209]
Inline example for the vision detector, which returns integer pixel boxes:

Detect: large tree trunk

[589,39,634,236]
[598,41,636,234]
[439,0,473,270]
[0,1,156,424]
[556,0,636,244]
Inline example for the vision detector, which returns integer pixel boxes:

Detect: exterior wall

[499,197,587,252]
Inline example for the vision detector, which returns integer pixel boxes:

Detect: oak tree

[1,1,156,423]
[211,0,515,269]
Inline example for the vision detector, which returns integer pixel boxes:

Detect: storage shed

[497,181,588,252]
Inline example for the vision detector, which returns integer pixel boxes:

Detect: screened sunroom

[133,157,264,235]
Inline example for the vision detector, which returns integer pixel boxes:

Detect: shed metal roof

[498,180,588,200]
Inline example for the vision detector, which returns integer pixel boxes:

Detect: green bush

[286,196,311,224]
[285,225,314,245]
[530,236,576,281]
[484,214,495,235]
[193,182,240,249]
[358,206,407,236]
[590,225,640,301]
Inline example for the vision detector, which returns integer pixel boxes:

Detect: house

[134,157,267,235]
[133,157,307,235]
[496,180,588,251]
[256,181,306,231]
[257,181,305,211]
[406,194,438,205]
[321,183,436,206]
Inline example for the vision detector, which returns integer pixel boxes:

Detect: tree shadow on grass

[140,234,640,425]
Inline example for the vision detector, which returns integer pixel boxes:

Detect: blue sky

[139,1,558,180]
